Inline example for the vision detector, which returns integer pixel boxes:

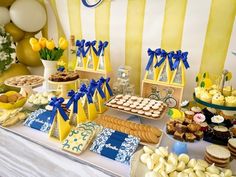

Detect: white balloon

[10,0,46,32]
[0,7,10,25]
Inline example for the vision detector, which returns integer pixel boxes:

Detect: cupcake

[209,89,221,96]
[200,91,212,103]
[223,86,232,97]
[211,84,220,90]
[225,96,236,107]
[212,94,225,106]
[195,87,206,99]
[193,113,206,123]
[184,110,195,119]
[191,106,202,114]
[231,89,236,96]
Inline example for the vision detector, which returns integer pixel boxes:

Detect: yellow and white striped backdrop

[41,0,236,100]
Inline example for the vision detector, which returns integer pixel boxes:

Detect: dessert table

[1,107,236,177]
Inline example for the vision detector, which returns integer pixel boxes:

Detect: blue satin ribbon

[76,39,86,57]
[57,66,65,72]
[167,51,174,70]
[66,90,84,114]
[85,40,97,56]
[145,48,161,71]
[154,49,168,68]
[89,79,98,96]
[100,131,128,160]
[80,84,93,104]
[97,41,108,56]
[172,50,190,70]
[81,0,103,8]
[105,77,113,96]
[97,79,106,99]
[48,97,69,125]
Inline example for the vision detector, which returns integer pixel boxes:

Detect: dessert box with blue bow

[90,128,140,165]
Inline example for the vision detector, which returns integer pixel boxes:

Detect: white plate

[130,149,148,177]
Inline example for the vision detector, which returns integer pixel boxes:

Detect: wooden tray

[5,75,44,88]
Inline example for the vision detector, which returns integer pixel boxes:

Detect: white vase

[41,59,58,90]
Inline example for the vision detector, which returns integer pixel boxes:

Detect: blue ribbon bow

[145,48,161,71]
[66,90,84,114]
[89,79,98,96]
[172,50,190,70]
[167,51,175,70]
[79,84,93,104]
[154,49,168,68]
[57,66,65,72]
[85,40,97,56]
[76,39,86,57]
[97,41,109,56]
[105,77,113,96]
[48,97,69,124]
[97,79,106,99]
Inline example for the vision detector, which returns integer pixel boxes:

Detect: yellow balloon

[4,22,25,42]
[24,31,40,38]
[0,0,15,7]
[0,63,30,84]
[16,38,42,67]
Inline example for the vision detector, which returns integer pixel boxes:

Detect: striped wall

[42,0,236,100]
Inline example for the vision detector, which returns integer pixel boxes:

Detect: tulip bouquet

[29,37,68,61]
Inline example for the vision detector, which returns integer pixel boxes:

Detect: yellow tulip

[46,40,55,50]
[31,42,41,52]
[59,37,68,50]
[39,37,47,48]
[29,37,38,46]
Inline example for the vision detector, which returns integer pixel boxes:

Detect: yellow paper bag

[75,40,87,69]
[93,90,107,114]
[48,98,71,141]
[102,77,113,101]
[85,41,98,70]
[96,41,111,73]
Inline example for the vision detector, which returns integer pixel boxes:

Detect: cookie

[124,107,131,111]
[152,114,160,118]
[115,94,123,99]
[144,112,151,116]
[130,104,136,109]
[228,138,236,149]
[138,110,144,114]
[206,144,231,160]
[116,101,124,105]
[111,104,118,108]
[143,107,150,111]
[131,109,138,113]
[123,102,130,107]
[118,106,124,109]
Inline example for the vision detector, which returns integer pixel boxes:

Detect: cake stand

[48,79,79,98]
[4,75,44,96]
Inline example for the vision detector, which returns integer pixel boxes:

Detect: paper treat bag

[85,41,98,70]
[170,51,190,86]
[144,48,161,81]
[80,84,98,121]
[48,97,71,141]
[102,77,113,101]
[76,39,87,69]
[156,50,174,83]
[93,78,107,113]
[66,90,87,126]
[96,41,111,72]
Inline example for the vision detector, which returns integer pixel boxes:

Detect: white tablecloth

[0,109,236,177]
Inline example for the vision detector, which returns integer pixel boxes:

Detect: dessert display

[5,75,44,87]
[0,91,27,109]
[28,91,60,105]
[131,146,233,177]
[204,144,231,168]
[106,94,167,120]
[48,71,79,82]
[228,138,236,159]
[94,115,162,145]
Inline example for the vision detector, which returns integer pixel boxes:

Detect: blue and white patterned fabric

[24,109,52,133]
[90,128,140,165]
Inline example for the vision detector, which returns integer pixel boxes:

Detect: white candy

[197,159,209,168]
[144,146,154,154]
[41,99,48,105]
[140,153,150,164]
[165,163,176,174]
[188,159,197,168]
[33,99,40,105]
[178,154,190,164]
[195,170,206,177]
[145,171,162,177]
[158,146,168,157]
[159,170,168,177]
[224,169,232,177]
[42,91,48,97]
[193,164,205,171]
[188,172,197,177]
[176,161,186,172]
[155,149,164,157]
[151,153,160,164]
[177,172,188,177]
[147,158,155,170]
[158,157,166,164]
[168,153,178,166]
[183,168,194,174]
[153,163,165,173]
[206,164,220,175]
[169,171,178,177]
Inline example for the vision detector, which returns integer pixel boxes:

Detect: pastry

[213,126,231,140]
[175,123,188,133]
[195,87,206,99]
[223,86,232,97]
[166,121,176,135]
[212,93,225,106]
[200,91,212,103]
[220,110,235,120]
[184,111,194,119]
[190,107,202,114]
[194,131,204,140]
[199,122,209,132]
[187,123,201,132]
[174,131,185,141]
[225,96,236,107]
[202,107,216,119]
[0,95,8,103]
[185,133,196,142]
[49,71,79,82]
[193,113,206,123]
[209,89,221,96]
[231,126,236,137]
